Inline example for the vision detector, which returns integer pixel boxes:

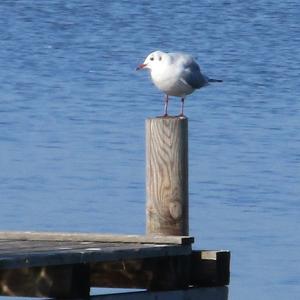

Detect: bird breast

[150,66,194,97]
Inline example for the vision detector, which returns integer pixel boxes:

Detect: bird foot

[177,113,186,119]
[157,113,169,118]
[156,114,169,118]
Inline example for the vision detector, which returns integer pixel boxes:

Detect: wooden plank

[0,231,194,245]
[146,117,189,236]
[0,240,93,252]
[0,242,192,269]
[0,241,129,254]
[88,287,228,300]
[90,250,230,290]
[0,264,90,298]
[91,255,190,290]
[191,250,230,286]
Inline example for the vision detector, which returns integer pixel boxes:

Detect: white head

[136,51,168,71]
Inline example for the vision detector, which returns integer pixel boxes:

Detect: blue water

[0,1,300,299]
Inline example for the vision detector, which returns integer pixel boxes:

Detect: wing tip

[208,78,223,83]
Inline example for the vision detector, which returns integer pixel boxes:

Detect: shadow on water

[0,287,229,300]
[90,287,228,300]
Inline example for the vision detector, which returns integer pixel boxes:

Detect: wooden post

[146,116,188,236]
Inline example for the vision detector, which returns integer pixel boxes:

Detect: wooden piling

[146,116,189,236]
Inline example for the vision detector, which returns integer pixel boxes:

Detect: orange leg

[180,97,185,116]
[163,94,169,116]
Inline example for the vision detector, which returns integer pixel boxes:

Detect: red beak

[136,63,147,71]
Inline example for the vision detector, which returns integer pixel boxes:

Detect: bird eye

[150,57,154,61]
[159,56,162,61]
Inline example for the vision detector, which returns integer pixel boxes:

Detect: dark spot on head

[159,56,162,61]
[150,57,154,61]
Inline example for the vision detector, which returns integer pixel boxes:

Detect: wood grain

[0,264,90,298]
[0,239,192,269]
[91,255,190,290]
[0,232,193,245]
[146,116,188,236]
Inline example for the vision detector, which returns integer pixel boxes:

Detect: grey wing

[180,59,208,89]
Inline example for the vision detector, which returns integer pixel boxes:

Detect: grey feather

[181,66,208,89]
[208,78,223,83]
[169,53,208,89]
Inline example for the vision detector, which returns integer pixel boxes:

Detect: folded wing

[175,54,208,89]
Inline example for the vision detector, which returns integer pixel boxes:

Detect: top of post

[146,115,188,122]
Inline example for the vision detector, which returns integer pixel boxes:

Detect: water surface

[0,1,300,299]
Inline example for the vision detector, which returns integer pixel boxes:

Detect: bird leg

[163,94,169,116]
[180,97,185,116]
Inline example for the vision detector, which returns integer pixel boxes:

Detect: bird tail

[208,78,223,83]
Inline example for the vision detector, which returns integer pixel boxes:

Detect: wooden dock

[0,231,229,298]
[0,116,231,298]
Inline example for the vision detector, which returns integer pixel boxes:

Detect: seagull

[136,50,222,117]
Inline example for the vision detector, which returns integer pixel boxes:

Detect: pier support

[0,264,90,298]
[146,116,189,236]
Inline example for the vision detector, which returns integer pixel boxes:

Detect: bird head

[136,51,166,71]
